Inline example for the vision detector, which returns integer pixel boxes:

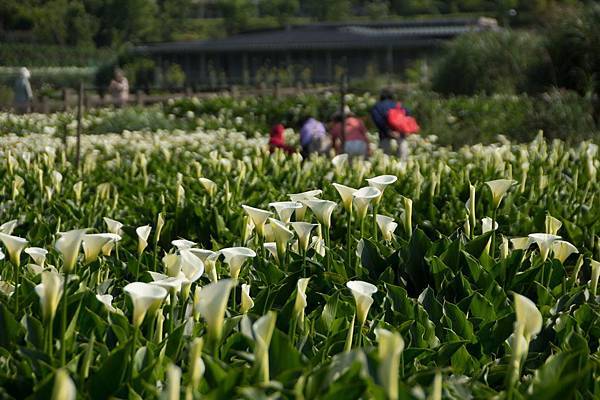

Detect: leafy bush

[431,30,550,95]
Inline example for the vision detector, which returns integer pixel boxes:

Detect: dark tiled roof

[135,17,498,54]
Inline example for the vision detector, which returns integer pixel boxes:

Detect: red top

[269,124,295,154]
[330,117,370,153]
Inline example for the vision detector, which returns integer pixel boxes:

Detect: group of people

[12,67,129,113]
[269,89,417,160]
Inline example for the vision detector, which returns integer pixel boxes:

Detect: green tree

[305,0,351,21]
[218,0,257,34]
[259,0,299,25]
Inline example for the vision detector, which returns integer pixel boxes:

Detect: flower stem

[60,270,68,366]
[169,292,176,334]
[346,209,352,270]
[372,204,379,240]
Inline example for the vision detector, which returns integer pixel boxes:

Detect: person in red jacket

[269,123,296,154]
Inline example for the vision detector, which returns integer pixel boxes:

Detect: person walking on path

[330,106,370,159]
[371,88,411,159]
[108,68,129,107]
[269,123,296,154]
[13,67,33,114]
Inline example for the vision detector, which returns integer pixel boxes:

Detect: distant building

[134,17,498,88]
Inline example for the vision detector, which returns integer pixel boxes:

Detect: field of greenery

[0,119,599,399]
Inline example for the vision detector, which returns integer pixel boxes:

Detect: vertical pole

[76,81,83,172]
[340,74,347,150]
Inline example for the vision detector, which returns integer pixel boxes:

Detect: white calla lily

[179,249,205,283]
[481,217,498,234]
[166,364,181,400]
[0,219,18,235]
[82,233,121,264]
[240,283,254,314]
[242,205,272,237]
[268,218,294,259]
[268,201,303,223]
[103,217,124,235]
[25,247,48,267]
[366,174,397,204]
[346,280,377,326]
[510,237,531,251]
[189,249,218,282]
[199,177,217,197]
[293,278,310,325]
[332,183,357,212]
[96,294,118,313]
[303,199,337,229]
[590,260,600,297]
[136,225,152,255]
[252,311,277,383]
[545,215,562,235]
[263,242,279,263]
[124,282,168,327]
[528,233,561,261]
[172,239,196,250]
[55,229,87,273]
[290,222,317,253]
[513,293,542,343]
[35,270,64,323]
[485,179,516,209]
[0,232,28,267]
[376,215,397,241]
[197,279,234,345]
[332,154,348,172]
[551,240,578,263]
[375,328,404,400]
[288,189,322,220]
[219,247,256,280]
[51,369,76,400]
[352,187,381,222]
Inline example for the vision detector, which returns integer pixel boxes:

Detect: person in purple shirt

[299,115,330,158]
[371,88,411,159]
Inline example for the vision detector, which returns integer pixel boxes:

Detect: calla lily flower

[150,276,185,296]
[263,242,279,264]
[163,253,182,277]
[189,249,218,282]
[197,279,234,345]
[500,236,509,259]
[366,175,397,204]
[268,201,303,223]
[352,187,382,222]
[401,196,413,236]
[179,249,205,283]
[166,364,181,400]
[156,212,165,244]
[528,233,561,261]
[551,240,578,263]
[0,232,28,267]
[51,369,76,400]
[35,270,63,323]
[189,338,205,392]
[172,239,196,250]
[55,229,87,273]
[513,293,542,343]
[269,218,294,259]
[332,154,348,172]
[136,225,152,255]
[242,205,272,237]
[240,283,254,314]
[219,247,256,281]
[467,183,476,236]
[103,217,124,236]
[311,236,326,257]
[590,260,600,297]
[96,294,118,313]
[375,328,404,400]
[293,278,310,325]
[290,222,317,253]
[481,217,498,234]
[199,177,217,197]
[346,280,377,326]
[288,189,322,220]
[82,233,121,264]
[510,237,531,251]
[545,215,562,235]
[376,215,397,241]
[332,183,357,212]
[252,311,277,383]
[25,247,48,268]
[485,179,516,209]
[303,199,337,229]
[0,219,18,235]
[124,282,168,327]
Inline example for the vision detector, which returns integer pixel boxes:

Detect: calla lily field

[0,123,599,399]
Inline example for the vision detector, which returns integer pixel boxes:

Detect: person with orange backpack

[371,88,419,160]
